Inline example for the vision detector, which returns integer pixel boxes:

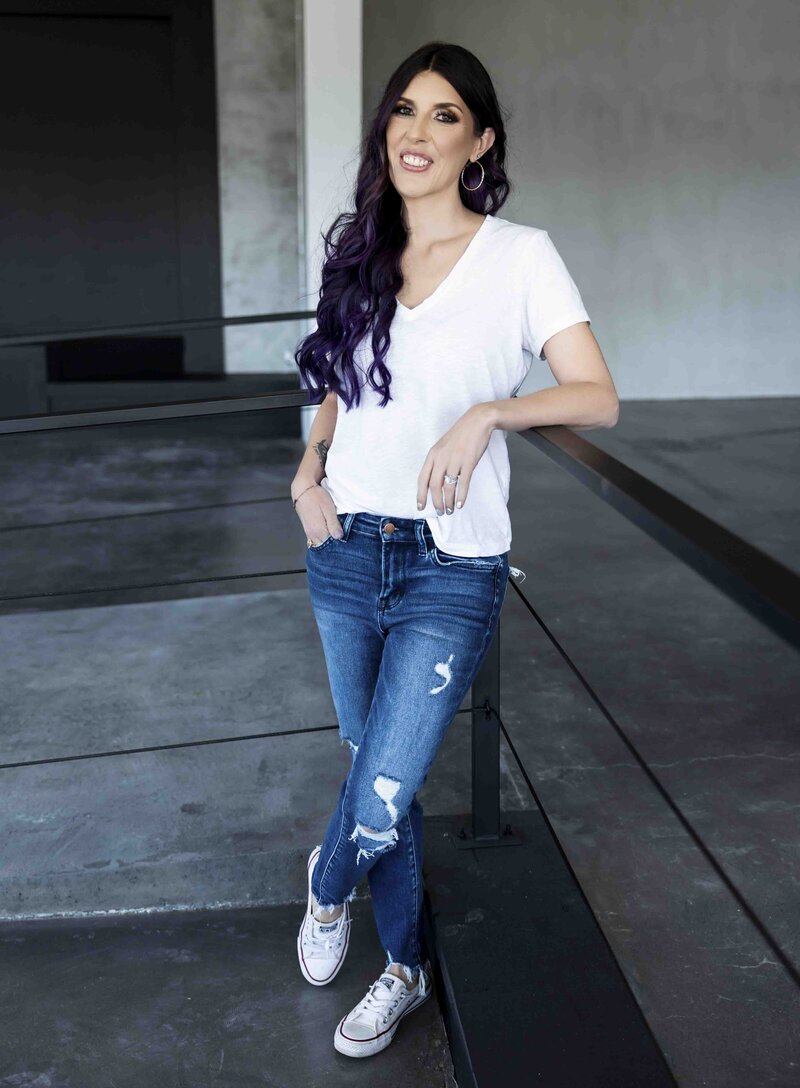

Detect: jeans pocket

[308,514,354,552]
[431,546,503,571]
[309,532,334,551]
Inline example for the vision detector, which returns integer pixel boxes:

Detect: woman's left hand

[416,403,495,515]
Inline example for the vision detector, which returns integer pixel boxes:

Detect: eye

[391,104,459,124]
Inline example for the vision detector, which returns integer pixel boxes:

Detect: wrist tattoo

[313,438,330,469]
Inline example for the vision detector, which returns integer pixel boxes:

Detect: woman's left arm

[416,322,619,515]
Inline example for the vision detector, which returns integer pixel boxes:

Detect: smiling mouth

[399,153,433,172]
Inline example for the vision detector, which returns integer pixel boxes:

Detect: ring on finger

[443,471,460,514]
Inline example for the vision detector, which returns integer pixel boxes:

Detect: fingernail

[417,501,423,510]
[446,507,452,514]
[456,501,463,508]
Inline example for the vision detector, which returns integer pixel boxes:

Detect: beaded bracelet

[291,482,319,509]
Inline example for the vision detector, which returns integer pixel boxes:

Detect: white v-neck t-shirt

[318,213,591,557]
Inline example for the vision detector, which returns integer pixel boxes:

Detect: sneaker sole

[333,983,432,1057]
[297,845,350,986]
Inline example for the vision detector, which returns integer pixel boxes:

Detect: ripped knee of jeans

[348,821,399,864]
[349,774,404,864]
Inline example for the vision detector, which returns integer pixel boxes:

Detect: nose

[405,114,431,142]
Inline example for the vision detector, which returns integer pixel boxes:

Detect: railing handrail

[3,302,795,646]
[0,388,312,434]
[0,309,317,349]
[520,426,799,650]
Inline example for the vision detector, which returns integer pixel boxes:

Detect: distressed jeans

[305,511,509,981]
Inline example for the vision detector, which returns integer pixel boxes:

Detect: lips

[399,147,433,164]
[399,150,434,172]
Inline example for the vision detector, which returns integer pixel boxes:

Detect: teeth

[402,154,431,167]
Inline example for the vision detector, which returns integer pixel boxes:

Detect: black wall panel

[0,1,223,377]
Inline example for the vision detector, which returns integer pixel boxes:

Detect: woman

[291,42,618,1059]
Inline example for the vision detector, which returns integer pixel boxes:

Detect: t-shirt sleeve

[522,231,591,361]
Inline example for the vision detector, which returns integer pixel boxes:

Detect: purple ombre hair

[294,41,512,411]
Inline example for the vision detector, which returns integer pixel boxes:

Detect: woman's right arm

[291,390,343,541]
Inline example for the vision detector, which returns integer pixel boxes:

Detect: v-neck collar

[395,214,493,320]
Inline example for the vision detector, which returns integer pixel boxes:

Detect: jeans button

[384,522,396,534]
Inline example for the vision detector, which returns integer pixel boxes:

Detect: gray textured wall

[214,0,305,373]
[362,1,799,399]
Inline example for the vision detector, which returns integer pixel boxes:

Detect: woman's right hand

[293,483,343,546]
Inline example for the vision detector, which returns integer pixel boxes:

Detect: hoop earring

[460,158,485,191]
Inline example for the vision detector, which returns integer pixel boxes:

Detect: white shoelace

[304,914,351,957]
[352,970,428,1026]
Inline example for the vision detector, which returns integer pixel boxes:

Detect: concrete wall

[299,0,362,440]
[362,1,800,400]
[213,0,305,374]
[213,0,362,410]
[302,0,362,301]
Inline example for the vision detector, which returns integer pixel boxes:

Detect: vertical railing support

[471,625,501,841]
[454,620,521,848]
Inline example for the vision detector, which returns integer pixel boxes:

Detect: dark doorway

[0,1,223,380]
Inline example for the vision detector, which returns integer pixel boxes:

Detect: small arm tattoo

[313,438,330,469]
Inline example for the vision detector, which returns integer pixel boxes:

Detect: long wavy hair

[294,41,512,411]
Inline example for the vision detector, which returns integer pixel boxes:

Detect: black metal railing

[0,309,313,349]
[2,310,798,1000]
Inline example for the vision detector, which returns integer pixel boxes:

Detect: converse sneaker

[333,963,432,1057]
[297,844,351,986]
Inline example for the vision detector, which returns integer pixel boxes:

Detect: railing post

[471,625,501,841]
[454,618,520,848]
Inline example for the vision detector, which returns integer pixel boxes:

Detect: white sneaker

[297,844,351,986]
[333,963,432,1057]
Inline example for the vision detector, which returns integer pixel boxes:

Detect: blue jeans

[305,511,509,981]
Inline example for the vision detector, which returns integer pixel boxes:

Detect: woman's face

[385,70,494,202]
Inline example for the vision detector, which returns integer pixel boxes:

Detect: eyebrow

[396,96,463,111]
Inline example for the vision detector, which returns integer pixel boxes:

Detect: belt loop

[341,512,356,540]
[416,518,428,556]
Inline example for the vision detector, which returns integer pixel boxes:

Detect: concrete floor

[0,899,455,1087]
[0,398,798,1086]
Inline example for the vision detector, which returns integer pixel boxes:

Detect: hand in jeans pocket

[294,484,343,547]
